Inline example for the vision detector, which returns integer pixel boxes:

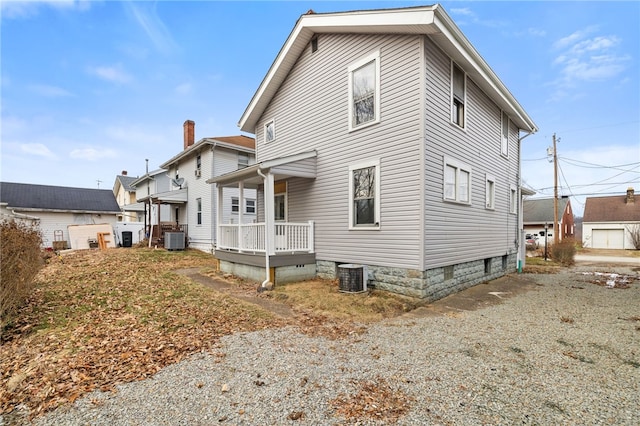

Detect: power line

[559,157,640,172]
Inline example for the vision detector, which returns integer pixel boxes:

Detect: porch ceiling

[208,150,317,188]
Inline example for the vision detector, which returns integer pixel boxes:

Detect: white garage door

[592,229,625,249]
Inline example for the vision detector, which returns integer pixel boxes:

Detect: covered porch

[139,188,188,247]
[208,150,318,285]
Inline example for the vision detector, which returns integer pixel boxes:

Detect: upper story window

[501,111,509,157]
[444,156,471,205]
[451,62,466,128]
[196,154,201,170]
[238,152,249,169]
[348,51,380,131]
[264,119,275,143]
[349,159,381,229]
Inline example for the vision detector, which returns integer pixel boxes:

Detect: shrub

[550,238,576,266]
[1,220,43,332]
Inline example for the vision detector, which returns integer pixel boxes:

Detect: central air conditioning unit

[164,232,185,250]
[338,264,368,293]
[194,169,201,177]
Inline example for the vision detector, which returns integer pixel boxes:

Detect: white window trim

[510,185,517,214]
[501,111,509,158]
[231,196,239,213]
[443,156,472,205]
[245,198,256,214]
[264,119,275,143]
[348,50,381,132]
[348,159,381,230]
[196,198,202,225]
[485,174,496,210]
[450,61,466,129]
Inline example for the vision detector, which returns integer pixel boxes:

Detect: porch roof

[207,150,317,188]
[137,188,188,204]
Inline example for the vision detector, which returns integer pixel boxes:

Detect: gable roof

[583,192,640,223]
[0,182,121,214]
[113,174,137,193]
[238,4,537,134]
[523,198,570,224]
[160,135,255,168]
[129,168,167,188]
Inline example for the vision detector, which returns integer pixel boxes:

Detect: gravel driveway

[30,264,640,425]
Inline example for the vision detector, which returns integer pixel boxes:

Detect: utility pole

[552,133,559,246]
[96,179,102,189]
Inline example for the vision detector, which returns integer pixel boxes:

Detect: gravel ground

[24,265,640,425]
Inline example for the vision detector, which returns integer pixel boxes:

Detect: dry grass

[0,248,285,419]
[267,279,421,323]
[1,248,419,420]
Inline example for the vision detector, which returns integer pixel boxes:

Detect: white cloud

[1,0,91,20]
[87,64,132,84]
[19,143,57,159]
[27,84,73,97]
[174,82,192,95]
[70,147,117,161]
[549,26,630,100]
[123,1,178,54]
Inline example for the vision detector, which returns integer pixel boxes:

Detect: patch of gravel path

[29,265,640,425]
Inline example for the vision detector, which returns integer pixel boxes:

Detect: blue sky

[1,0,638,217]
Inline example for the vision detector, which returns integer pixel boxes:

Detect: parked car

[526,234,539,249]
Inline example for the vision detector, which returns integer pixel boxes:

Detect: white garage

[582,189,639,250]
[591,229,625,250]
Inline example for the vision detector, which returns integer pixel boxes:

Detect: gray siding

[423,37,519,268]
[257,34,424,269]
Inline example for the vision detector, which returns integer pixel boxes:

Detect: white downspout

[256,168,273,289]
[517,131,534,272]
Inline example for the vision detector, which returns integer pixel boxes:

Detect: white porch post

[264,172,276,256]
[238,181,244,251]
[308,220,315,253]
[216,183,223,250]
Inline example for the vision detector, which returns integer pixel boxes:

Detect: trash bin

[122,231,133,248]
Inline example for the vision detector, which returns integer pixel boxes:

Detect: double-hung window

[485,175,495,210]
[196,198,202,225]
[349,159,380,229]
[231,197,239,213]
[246,199,256,214]
[348,51,380,131]
[238,152,249,169]
[451,62,466,128]
[443,156,471,204]
[264,119,275,143]
[501,111,509,157]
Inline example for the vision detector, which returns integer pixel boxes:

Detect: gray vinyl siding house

[210,4,537,300]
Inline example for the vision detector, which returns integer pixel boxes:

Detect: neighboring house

[141,120,256,252]
[113,171,143,222]
[208,5,537,300]
[0,182,120,249]
[523,197,574,245]
[582,188,640,249]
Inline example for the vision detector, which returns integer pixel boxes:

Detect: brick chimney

[121,170,127,176]
[626,187,635,204]
[183,120,195,150]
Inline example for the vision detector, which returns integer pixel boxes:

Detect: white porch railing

[218,221,314,253]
